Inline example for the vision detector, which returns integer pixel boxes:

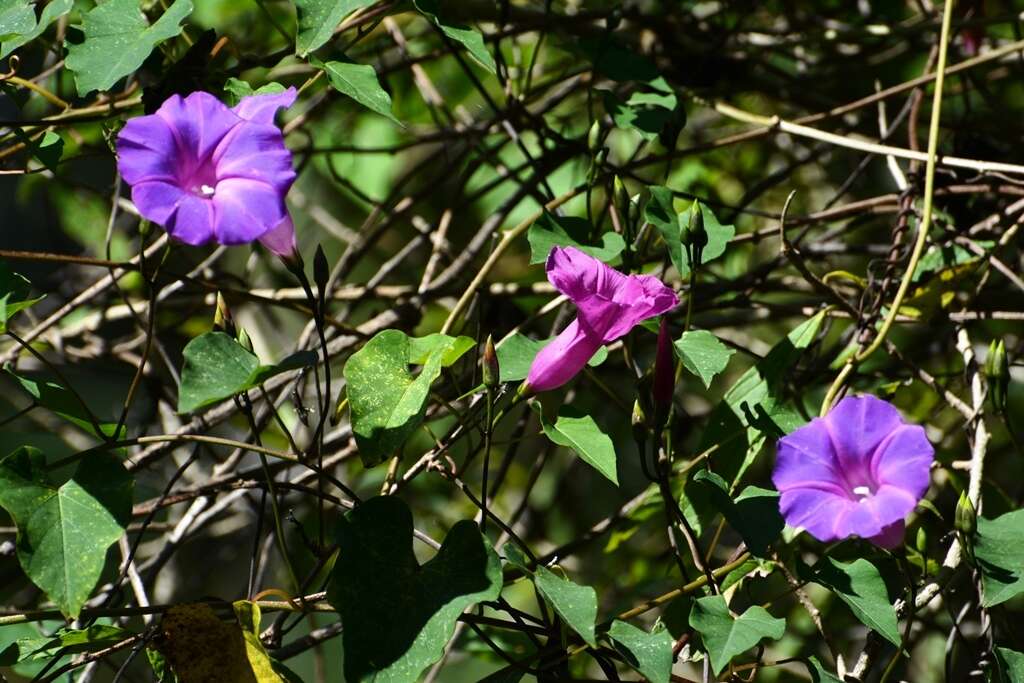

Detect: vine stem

[820,0,958,416]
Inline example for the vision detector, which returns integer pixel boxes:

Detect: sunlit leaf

[688,595,785,675]
[344,330,473,466]
[0,447,132,618]
[65,0,194,95]
[533,402,618,484]
[534,566,598,647]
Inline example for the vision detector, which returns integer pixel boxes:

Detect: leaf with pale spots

[0,447,132,618]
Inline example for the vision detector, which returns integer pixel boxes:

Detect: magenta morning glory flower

[772,395,934,548]
[116,88,298,253]
[525,246,678,393]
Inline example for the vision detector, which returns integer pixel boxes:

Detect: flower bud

[631,398,648,443]
[482,335,500,389]
[613,176,631,225]
[915,526,928,555]
[653,318,674,424]
[214,291,233,333]
[955,490,977,538]
[237,327,254,354]
[587,120,603,155]
[313,244,330,295]
[985,339,1009,413]
[686,201,706,247]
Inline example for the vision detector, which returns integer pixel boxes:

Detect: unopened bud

[313,244,330,294]
[955,491,977,539]
[985,339,1009,413]
[587,148,607,184]
[653,318,674,419]
[482,335,499,389]
[587,120,603,155]
[686,201,706,247]
[138,219,151,238]
[237,327,254,354]
[915,526,928,555]
[214,292,233,333]
[613,176,630,224]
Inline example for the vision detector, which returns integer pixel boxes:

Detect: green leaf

[674,329,735,388]
[495,333,607,384]
[31,131,63,171]
[534,566,598,647]
[603,82,683,144]
[0,0,72,58]
[14,625,132,662]
[0,261,43,332]
[0,447,133,618]
[314,56,398,123]
[7,370,122,439]
[804,655,844,683]
[414,0,496,74]
[689,471,783,557]
[406,333,474,366]
[976,508,1024,607]
[65,0,194,96]
[344,330,468,466]
[644,189,735,277]
[996,647,1024,683]
[294,0,374,55]
[688,595,785,675]
[178,332,316,413]
[686,311,825,533]
[327,496,502,683]
[0,1,34,42]
[804,557,900,646]
[527,212,625,265]
[223,77,286,106]
[607,621,673,683]
[533,403,618,485]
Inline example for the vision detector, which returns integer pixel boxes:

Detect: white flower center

[853,485,872,499]
[198,184,217,198]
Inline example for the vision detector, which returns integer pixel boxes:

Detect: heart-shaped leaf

[607,620,673,683]
[0,447,132,618]
[674,329,735,389]
[527,212,625,265]
[975,508,1024,607]
[688,595,785,674]
[803,557,900,646]
[534,566,598,647]
[344,330,473,466]
[533,403,618,485]
[314,56,398,122]
[327,496,502,682]
[178,331,316,413]
[293,0,374,55]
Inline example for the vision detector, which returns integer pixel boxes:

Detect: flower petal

[546,246,629,302]
[212,178,288,244]
[155,92,241,171]
[867,520,906,549]
[525,319,604,393]
[116,113,179,184]
[231,87,298,125]
[823,395,905,485]
[164,193,216,246]
[834,485,917,541]
[778,488,856,543]
[258,214,297,258]
[212,121,296,193]
[870,424,934,498]
[773,417,847,493]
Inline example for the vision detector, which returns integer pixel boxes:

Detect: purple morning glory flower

[525,246,678,393]
[772,395,934,548]
[116,89,298,251]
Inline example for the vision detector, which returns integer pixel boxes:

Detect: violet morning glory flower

[772,395,934,548]
[116,89,298,253]
[525,246,678,393]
